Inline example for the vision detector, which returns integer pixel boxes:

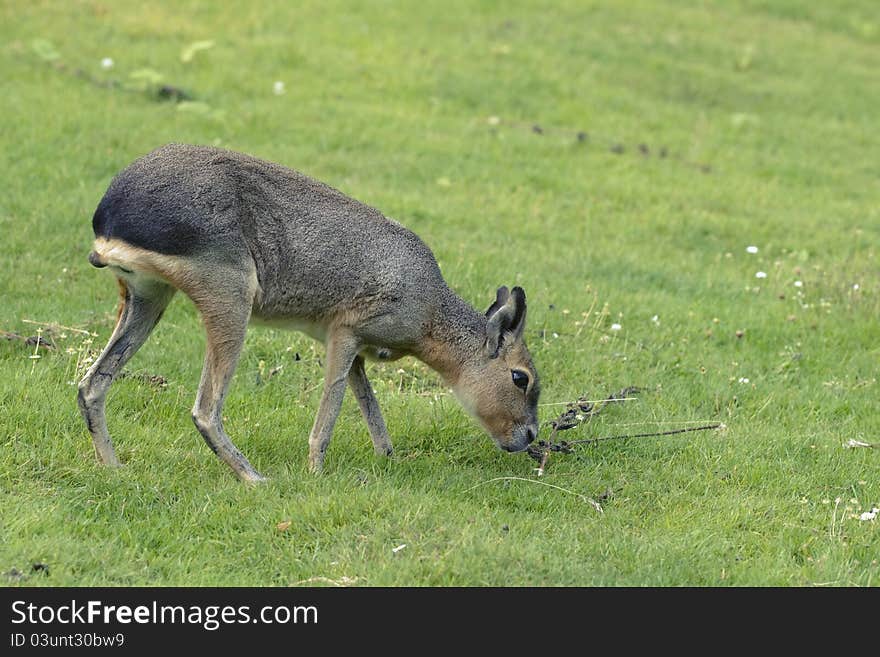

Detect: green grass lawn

[1,0,877,586]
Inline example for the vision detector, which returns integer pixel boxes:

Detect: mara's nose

[526,426,537,444]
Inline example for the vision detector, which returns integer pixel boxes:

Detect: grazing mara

[79,144,539,481]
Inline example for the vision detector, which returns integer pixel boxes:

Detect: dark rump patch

[92,187,205,256]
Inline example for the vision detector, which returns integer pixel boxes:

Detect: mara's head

[455,286,540,453]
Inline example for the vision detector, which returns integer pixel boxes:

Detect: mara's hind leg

[348,355,393,457]
[78,277,175,466]
[190,286,265,483]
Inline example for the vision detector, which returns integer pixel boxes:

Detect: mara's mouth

[501,442,530,453]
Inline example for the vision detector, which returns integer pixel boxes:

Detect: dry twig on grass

[843,439,878,450]
[118,371,169,389]
[527,386,639,473]
[527,387,723,475]
[21,319,94,336]
[464,477,603,513]
[1,330,55,350]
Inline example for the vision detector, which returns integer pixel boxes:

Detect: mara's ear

[484,286,527,357]
[485,286,510,318]
[509,286,527,339]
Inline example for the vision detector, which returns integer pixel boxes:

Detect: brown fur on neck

[414,287,486,386]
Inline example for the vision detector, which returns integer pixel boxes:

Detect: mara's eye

[511,370,529,391]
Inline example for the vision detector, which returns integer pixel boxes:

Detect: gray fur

[99,145,444,343]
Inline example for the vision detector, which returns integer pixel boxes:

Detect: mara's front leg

[308,329,361,473]
[348,355,393,457]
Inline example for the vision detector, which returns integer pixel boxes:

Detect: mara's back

[93,144,443,321]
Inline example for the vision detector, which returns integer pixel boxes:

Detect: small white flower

[610,323,622,331]
[651,315,660,325]
[859,508,878,522]
[273,81,286,95]
[738,377,749,384]
[793,280,803,287]
[755,271,767,279]
[746,245,759,254]
[100,57,114,69]
[853,283,860,291]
